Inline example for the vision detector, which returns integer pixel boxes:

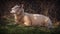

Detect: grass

[0,17,60,34]
[0,25,51,34]
[0,23,60,34]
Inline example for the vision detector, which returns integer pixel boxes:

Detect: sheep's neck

[14,14,24,24]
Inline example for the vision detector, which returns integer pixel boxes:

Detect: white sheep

[10,5,53,29]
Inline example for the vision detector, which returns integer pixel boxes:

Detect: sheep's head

[10,5,20,14]
[10,4,24,15]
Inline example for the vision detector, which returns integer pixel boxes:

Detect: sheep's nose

[10,10,15,13]
[10,11,13,13]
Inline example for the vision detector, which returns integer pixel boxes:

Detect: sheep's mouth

[10,11,16,14]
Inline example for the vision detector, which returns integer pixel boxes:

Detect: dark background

[0,0,60,23]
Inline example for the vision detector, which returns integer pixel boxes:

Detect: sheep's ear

[22,4,24,8]
[12,5,20,9]
[21,4,24,8]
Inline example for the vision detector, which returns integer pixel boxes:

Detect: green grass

[0,25,51,34]
[0,24,60,34]
[0,17,60,34]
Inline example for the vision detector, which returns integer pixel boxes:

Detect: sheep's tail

[47,18,53,29]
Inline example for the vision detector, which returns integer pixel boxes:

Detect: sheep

[10,4,53,29]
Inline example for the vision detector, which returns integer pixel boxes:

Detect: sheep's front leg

[23,16,31,26]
